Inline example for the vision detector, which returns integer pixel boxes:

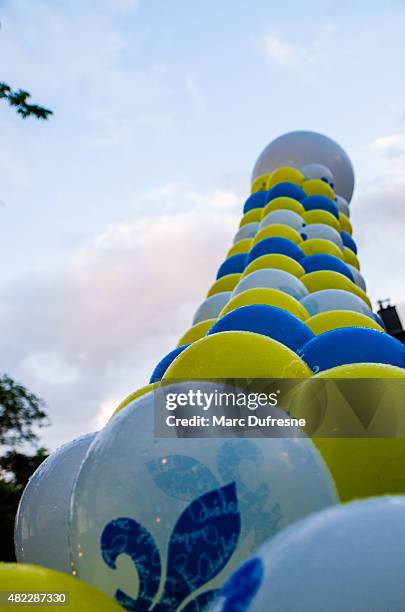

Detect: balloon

[164,332,311,379]
[207,273,241,297]
[301,162,334,185]
[267,166,304,188]
[302,209,340,231]
[242,254,305,279]
[207,305,314,352]
[301,271,371,308]
[301,289,372,318]
[301,254,354,281]
[217,254,247,279]
[259,209,305,232]
[246,237,305,265]
[111,383,159,417]
[300,224,344,251]
[14,433,97,574]
[243,191,268,214]
[262,196,305,217]
[251,130,355,202]
[302,179,335,201]
[344,246,360,270]
[233,222,259,243]
[298,327,405,372]
[346,264,366,291]
[192,292,231,325]
[300,238,344,260]
[341,230,357,253]
[70,386,336,609]
[177,319,216,347]
[251,174,270,193]
[266,182,306,202]
[213,497,405,612]
[302,195,339,219]
[253,224,302,245]
[335,195,350,217]
[373,312,386,329]
[306,310,383,335]
[240,209,262,227]
[150,345,191,383]
[233,269,308,301]
[339,212,352,235]
[219,288,309,321]
[0,563,122,611]
[226,239,252,257]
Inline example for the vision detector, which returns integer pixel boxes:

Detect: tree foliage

[0,82,53,120]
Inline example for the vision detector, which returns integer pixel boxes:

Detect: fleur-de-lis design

[220,557,264,612]
[101,483,241,611]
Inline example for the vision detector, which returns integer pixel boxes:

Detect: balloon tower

[8,131,405,611]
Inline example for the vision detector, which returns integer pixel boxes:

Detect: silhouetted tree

[0,82,52,120]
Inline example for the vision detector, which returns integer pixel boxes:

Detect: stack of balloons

[8,132,405,611]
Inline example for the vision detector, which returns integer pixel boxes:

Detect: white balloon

[346,264,367,292]
[233,269,308,301]
[14,432,97,574]
[335,195,350,217]
[259,210,305,232]
[301,289,372,318]
[211,496,405,612]
[233,222,259,243]
[192,292,231,324]
[69,386,338,609]
[300,224,344,251]
[301,163,334,185]
[252,131,355,202]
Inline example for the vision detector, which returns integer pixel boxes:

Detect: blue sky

[1,0,405,448]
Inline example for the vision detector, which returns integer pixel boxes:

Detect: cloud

[370,134,405,158]
[262,34,311,66]
[0,182,243,450]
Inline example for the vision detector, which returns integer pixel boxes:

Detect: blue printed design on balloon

[221,557,264,612]
[101,517,162,610]
[145,455,220,501]
[101,483,241,611]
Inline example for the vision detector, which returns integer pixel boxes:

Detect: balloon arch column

[9,131,405,612]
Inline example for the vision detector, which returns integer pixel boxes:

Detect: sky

[1,0,405,449]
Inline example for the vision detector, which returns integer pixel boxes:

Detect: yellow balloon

[261,197,305,218]
[240,208,262,227]
[241,254,305,279]
[177,319,216,347]
[253,224,302,246]
[218,287,309,321]
[302,209,341,231]
[312,364,405,502]
[306,310,384,335]
[226,239,252,257]
[302,178,335,200]
[207,273,241,297]
[339,212,353,235]
[164,331,312,379]
[301,270,372,308]
[267,166,305,188]
[111,382,159,418]
[301,238,344,260]
[0,563,122,611]
[251,174,271,193]
[344,246,360,270]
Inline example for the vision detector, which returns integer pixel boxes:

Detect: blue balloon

[302,195,339,219]
[266,182,306,203]
[301,254,354,282]
[207,305,314,353]
[217,253,247,279]
[246,237,305,265]
[373,312,386,330]
[149,344,191,383]
[341,230,358,254]
[243,191,268,214]
[298,327,405,373]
